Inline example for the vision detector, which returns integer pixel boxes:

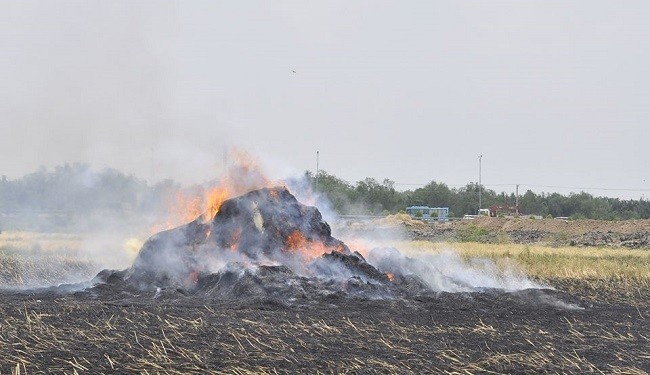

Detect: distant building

[405,206,449,221]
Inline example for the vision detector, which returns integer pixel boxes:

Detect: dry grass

[397,241,650,280]
[395,240,650,305]
[0,231,83,255]
[0,231,138,288]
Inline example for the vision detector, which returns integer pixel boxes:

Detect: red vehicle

[489,204,520,217]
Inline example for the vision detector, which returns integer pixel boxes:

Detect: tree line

[0,163,179,215]
[308,170,650,220]
[0,164,648,221]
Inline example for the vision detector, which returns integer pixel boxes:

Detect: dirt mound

[457,217,650,237]
[377,213,428,229]
[367,216,650,248]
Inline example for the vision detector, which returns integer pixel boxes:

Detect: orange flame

[202,186,230,222]
[285,230,340,261]
[150,186,230,233]
[167,190,203,226]
[386,272,395,282]
[151,149,285,233]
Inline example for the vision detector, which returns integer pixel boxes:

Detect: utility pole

[515,184,520,216]
[478,155,482,213]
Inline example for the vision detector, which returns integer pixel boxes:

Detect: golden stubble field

[0,231,140,288]
[398,240,650,306]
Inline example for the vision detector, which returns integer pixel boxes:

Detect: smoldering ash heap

[130,187,349,284]
[95,187,424,300]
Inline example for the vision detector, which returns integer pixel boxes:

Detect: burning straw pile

[94,186,432,301]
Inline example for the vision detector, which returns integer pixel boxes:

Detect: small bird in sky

[291,70,296,74]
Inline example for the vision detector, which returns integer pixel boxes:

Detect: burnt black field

[1,278,648,374]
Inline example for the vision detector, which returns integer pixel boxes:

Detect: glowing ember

[286,230,307,251]
[228,228,242,252]
[284,230,341,261]
[299,241,329,261]
[187,270,199,285]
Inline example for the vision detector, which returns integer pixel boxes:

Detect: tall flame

[152,149,283,232]
[202,187,230,222]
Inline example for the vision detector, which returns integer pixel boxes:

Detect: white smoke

[2,150,547,297]
[366,247,543,293]
[331,211,545,293]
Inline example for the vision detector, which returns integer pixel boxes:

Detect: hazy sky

[2,1,649,199]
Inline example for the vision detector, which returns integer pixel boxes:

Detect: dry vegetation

[0,231,84,255]
[398,241,650,306]
[0,231,93,287]
[401,241,650,280]
[0,231,137,288]
[0,233,648,373]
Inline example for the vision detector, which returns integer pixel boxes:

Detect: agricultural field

[0,231,138,288]
[0,230,648,373]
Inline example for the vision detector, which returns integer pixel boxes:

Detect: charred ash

[92,187,433,301]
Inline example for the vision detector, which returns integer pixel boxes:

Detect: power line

[392,182,650,192]
[515,184,650,192]
[483,183,650,192]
